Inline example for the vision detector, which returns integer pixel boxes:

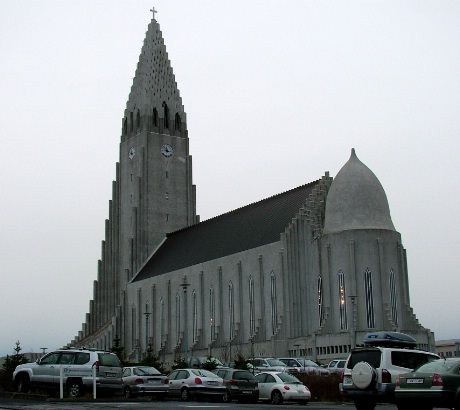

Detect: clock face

[161,144,173,157]
[128,147,135,160]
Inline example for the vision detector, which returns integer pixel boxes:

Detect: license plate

[242,390,251,394]
[407,378,424,384]
[207,381,218,385]
[105,372,117,377]
[147,379,161,384]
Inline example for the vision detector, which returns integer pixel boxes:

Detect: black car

[215,368,259,403]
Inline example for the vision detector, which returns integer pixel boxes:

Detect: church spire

[122,8,186,139]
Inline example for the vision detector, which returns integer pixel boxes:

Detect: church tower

[118,11,197,283]
[71,10,197,349]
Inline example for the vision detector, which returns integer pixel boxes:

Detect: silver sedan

[122,366,169,399]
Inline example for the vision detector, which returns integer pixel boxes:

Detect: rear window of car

[192,369,219,378]
[233,371,255,381]
[97,353,121,367]
[391,351,438,370]
[278,373,301,384]
[347,350,381,369]
[75,353,90,365]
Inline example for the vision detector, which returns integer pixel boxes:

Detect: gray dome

[323,149,396,234]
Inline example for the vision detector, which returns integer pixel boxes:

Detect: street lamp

[143,303,151,352]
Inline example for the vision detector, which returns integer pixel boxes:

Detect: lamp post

[143,303,151,353]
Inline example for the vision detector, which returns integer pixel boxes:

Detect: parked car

[247,358,287,373]
[327,359,347,374]
[12,348,123,398]
[340,332,439,410]
[278,357,329,375]
[167,368,225,400]
[255,371,311,405]
[186,356,227,369]
[215,368,259,403]
[395,358,460,410]
[122,366,168,399]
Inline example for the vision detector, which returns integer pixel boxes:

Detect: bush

[295,372,342,402]
[1,341,29,391]
[233,353,249,370]
[201,356,218,371]
[171,355,188,370]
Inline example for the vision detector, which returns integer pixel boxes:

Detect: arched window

[175,292,181,344]
[192,290,198,343]
[338,270,348,330]
[136,109,141,129]
[317,275,323,327]
[249,276,255,337]
[389,269,398,326]
[209,288,215,341]
[159,297,165,345]
[364,268,375,328]
[162,101,169,129]
[228,282,235,340]
[270,272,278,335]
[152,108,158,127]
[175,113,181,131]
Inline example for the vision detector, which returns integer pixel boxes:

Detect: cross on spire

[150,6,157,19]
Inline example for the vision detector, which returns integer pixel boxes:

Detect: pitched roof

[133,180,320,282]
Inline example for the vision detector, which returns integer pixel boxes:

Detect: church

[70,11,434,364]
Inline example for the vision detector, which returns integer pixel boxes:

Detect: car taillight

[339,371,344,383]
[194,377,202,385]
[164,378,169,384]
[381,369,391,384]
[283,385,290,390]
[135,378,144,385]
[229,379,237,385]
[396,375,400,387]
[432,373,443,387]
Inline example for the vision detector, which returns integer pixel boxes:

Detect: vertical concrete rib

[258,256,265,339]
[237,262,245,342]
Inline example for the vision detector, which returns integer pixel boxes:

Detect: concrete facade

[70,13,434,365]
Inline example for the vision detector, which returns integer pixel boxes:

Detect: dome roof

[323,149,396,234]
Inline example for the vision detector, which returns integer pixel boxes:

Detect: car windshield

[298,359,319,367]
[134,367,161,376]
[192,369,219,378]
[415,359,460,373]
[278,373,302,384]
[267,359,286,366]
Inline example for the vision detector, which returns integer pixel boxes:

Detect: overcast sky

[1,0,459,357]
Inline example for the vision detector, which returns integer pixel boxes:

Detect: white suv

[340,332,438,410]
[13,348,123,397]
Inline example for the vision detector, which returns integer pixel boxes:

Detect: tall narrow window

[175,113,181,131]
[152,108,158,127]
[364,268,375,328]
[192,290,198,344]
[162,101,169,129]
[270,272,278,335]
[131,306,136,347]
[123,117,127,135]
[317,275,323,326]
[209,288,215,341]
[159,298,165,345]
[175,293,181,344]
[136,109,141,129]
[338,270,348,330]
[228,282,235,340]
[130,111,134,131]
[389,269,398,326]
[249,276,255,336]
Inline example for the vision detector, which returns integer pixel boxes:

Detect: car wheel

[67,380,83,398]
[222,390,231,402]
[354,399,376,410]
[271,390,283,405]
[15,374,30,393]
[180,387,190,401]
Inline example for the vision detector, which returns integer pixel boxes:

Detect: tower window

[389,269,398,326]
[175,113,181,131]
[130,112,134,131]
[136,109,141,129]
[338,270,348,330]
[162,101,169,129]
[152,108,158,127]
[364,268,375,328]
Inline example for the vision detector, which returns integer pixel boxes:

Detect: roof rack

[363,331,417,349]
